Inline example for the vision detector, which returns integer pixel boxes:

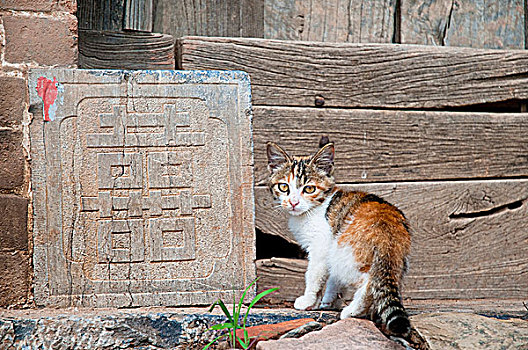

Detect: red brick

[3,13,78,66]
[0,194,28,251]
[0,131,25,189]
[0,76,27,128]
[235,318,315,347]
[0,251,29,306]
[0,0,76,13]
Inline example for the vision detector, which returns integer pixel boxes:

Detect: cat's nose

[289,198,299,209]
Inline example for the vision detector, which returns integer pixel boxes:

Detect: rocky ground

[0,307,527,349]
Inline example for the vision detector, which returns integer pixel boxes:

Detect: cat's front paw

[294,295,317,310]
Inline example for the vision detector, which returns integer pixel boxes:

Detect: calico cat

[266,139,411,336]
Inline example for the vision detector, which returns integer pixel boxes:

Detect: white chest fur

[288,197,366,287]
[288,199,332,252]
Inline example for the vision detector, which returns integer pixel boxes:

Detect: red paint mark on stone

[36,76,58,122]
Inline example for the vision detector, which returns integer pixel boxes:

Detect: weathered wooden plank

[264,0,396,42]
[77,0,124,31]
[179,37,528,109]
[256,258,306,304]
[252,106,528,185]
[255,180,528,300]
[124,0,153,32]
[256,258,528,315]
[400,0,526,49]
[78,30,175,69]
[153,0,264,39]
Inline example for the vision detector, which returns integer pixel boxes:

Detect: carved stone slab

[28,69,255,307]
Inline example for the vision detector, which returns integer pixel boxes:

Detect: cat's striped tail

[369,252,411,336]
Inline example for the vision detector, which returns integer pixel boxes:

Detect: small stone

[411,312,528,350]
[279,321,322,339]
[256,318,405,350]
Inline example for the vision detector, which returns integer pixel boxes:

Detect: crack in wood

[392,0,401,43]
[441,0,455,46]
[449,198,526,220]
[470,71,528,82]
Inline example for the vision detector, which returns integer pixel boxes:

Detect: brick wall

[0,1,77,307]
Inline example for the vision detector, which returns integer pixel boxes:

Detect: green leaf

[202,333,227,350]
[210,299,233,324]
[210,322,234,330]
[243,286,279,326]
[236,333,250,349]
[243,328,249,343]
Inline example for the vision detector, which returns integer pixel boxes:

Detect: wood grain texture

[256,258,528,315]
[179,37,528,109]
[400,0,526,49]
[255,180,528,300]
[78,30,175,69]
[256,258,307,304]
[252,106,528,185]
[77,0,124,31]
[264,0,396,42]
[124,0,153,32]
[153,0,264,39]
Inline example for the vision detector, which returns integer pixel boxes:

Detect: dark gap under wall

[256,228,305,260]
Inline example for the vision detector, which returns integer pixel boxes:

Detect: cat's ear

[310,143,334,175]
[319,135,330,148]
[267,142,291,173]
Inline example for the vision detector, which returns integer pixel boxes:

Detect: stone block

[0,308,337,349]
[0,76,27,128]
[0,0,76,12]
[3,13,77,66]
[0,251,29,306]
[0,194,28,251]
[257,318,405,350]
[235,318,316,344]
[411,312,528,350]
[28,69,255,307]
[0,131,25,189]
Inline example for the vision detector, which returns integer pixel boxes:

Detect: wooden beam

[252,106,528,185]
[256,259,528,315]
[153,0,264,39]
[79,30,175,69]
[263,0,396,43]
[255,179,528,300]
[124,0,153,32]
[400,0,525,49]
[178,36,528,109]
[77,0,124,31]
[256,258,306,304]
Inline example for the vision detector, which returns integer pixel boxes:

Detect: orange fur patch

[337,200,410,277]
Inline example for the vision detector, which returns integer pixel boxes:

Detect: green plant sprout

[203,278,279,350]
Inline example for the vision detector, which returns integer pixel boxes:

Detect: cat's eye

[277,183,289,193]
[303,185,316,194]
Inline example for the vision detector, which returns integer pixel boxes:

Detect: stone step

[0,307,338,349]
[2,308,526,349]
[257,318,406,350]
[411,312,528,350]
